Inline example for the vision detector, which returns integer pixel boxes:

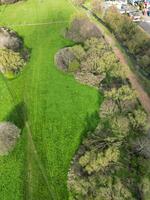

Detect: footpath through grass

[0,0,101,199]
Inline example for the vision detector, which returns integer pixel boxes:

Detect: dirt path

[2,20,69,27]
[105,34,150,118]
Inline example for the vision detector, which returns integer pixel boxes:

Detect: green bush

[71,45,86,61]
[0,48,25,75]
[68,59,80,72]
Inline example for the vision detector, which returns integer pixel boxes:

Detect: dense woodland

[58,14,150,200]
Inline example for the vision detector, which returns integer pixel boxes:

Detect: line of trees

[65,28,150,200]
[74,0,150,76]
[103,7,150,75]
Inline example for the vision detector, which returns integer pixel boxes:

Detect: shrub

[65,14,102,42]
[70,45,86,61]
[0,48,25,75]
[0,122,20,156]
[68,59,80,72]
[0,27,23,51]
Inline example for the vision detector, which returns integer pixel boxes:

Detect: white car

[128,11,142,22]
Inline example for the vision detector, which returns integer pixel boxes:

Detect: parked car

[128,11,142,21]
[128,0,142,5]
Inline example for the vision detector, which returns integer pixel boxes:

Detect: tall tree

[104,85,137,111]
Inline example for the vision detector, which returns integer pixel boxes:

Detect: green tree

[99,99,119,119]
[82,41,124,80]
[79,145,120,174]
[84,37,109,56]
[104,85,137,111]
[104,6,150,74]
[110,115,130,138]
[129,109,148,132]
[96,51,124,79]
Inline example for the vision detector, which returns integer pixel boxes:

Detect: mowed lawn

[0,0,101,199]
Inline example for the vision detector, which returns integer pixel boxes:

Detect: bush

[70,45,86,61]
[0,27,23,51]
[0,48,25,75]
[68,59,80,72]
[0,122,20,156]
[65,14,102,42]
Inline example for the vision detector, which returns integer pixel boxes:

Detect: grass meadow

[0,0,101,199]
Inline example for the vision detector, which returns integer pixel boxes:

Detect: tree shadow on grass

[81,111,100,139]
[80,92,103,140]
[3,102,27,130]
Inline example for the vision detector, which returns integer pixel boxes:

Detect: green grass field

[0,0,101,199]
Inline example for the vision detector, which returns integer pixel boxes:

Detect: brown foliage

[65,14,102,42]
[0,27,23,51]
[0,122,21,156]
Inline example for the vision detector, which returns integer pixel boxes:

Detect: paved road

[139,21,150,34]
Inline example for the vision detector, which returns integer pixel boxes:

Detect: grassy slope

[0,0,101,199]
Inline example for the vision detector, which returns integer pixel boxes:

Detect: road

[124,5,150,35]
[139,20,150,34]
